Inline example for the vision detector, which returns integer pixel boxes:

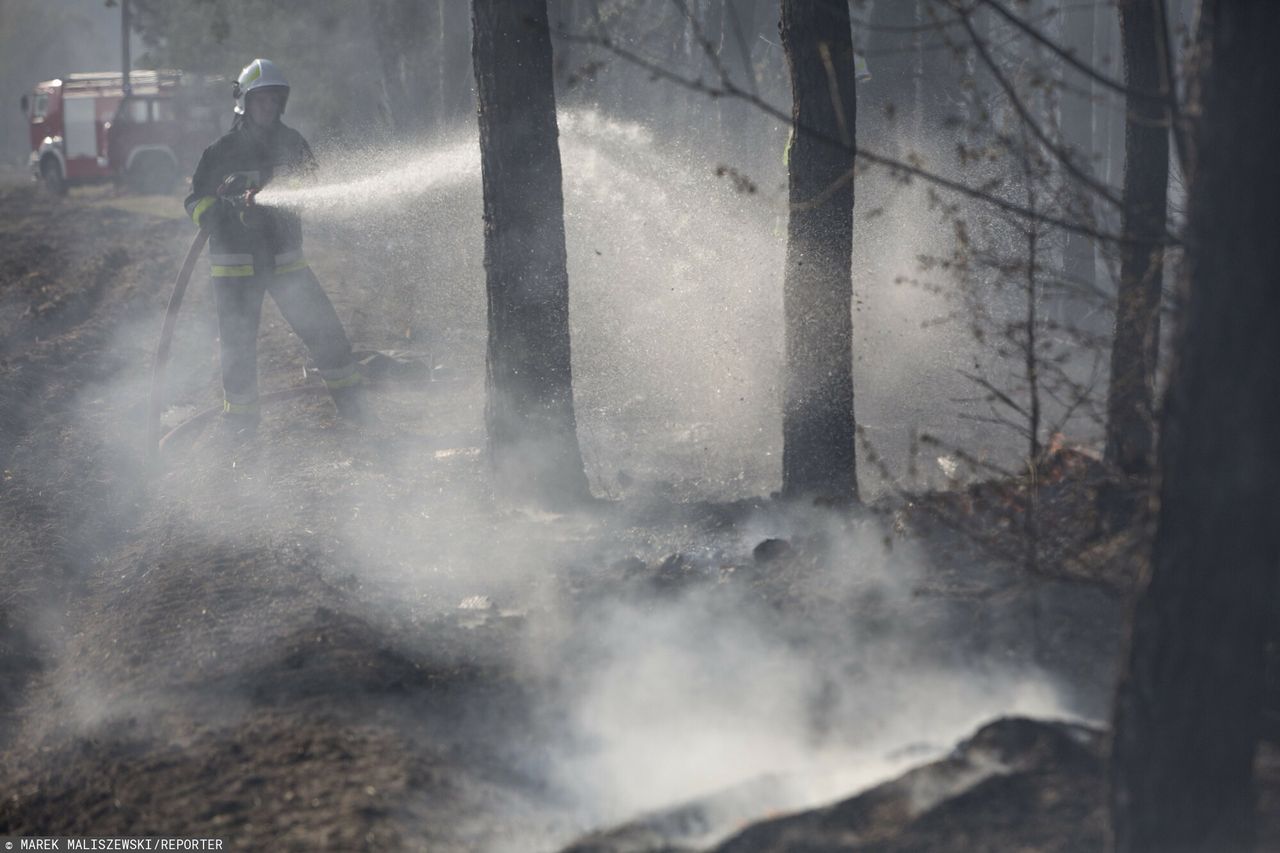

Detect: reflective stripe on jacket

[209,250,308,278]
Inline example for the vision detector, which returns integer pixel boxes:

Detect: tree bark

[1105,0,1171,476]
[779,0,858,502]
[1110,3,1280,851]
[471,0,590,506]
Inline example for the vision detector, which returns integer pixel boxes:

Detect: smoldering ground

[0,107,1124,850]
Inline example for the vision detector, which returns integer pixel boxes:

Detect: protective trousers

[212,266,360,417]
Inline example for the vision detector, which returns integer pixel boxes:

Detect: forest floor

[0,182,1275,851]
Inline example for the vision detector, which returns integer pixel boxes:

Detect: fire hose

[149,183,276,459]
[148,178,252,460]
[147,224,208,460]
[147,209,445,459]
[145,231,380,459]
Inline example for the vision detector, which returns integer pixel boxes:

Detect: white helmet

[233,58,290,116]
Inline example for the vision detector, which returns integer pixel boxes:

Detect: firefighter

[184,58,371,439]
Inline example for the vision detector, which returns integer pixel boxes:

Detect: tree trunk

[1060,0,1098,301]
[1096,3,1127,203]
[1104,0,1171,476]
[779,0,858,502]
[1110,3,1280,851]
[471,0,591,506]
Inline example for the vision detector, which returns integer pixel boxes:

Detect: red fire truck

[20,70,223,195]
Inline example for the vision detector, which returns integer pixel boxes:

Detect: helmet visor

[243,85,289,118]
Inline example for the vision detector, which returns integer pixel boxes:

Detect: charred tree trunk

[1110,3,1280,851]
[779,0,858,502]
[1104,0,1171,476]
[471,0,590,506]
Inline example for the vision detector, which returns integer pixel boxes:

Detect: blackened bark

[779,0,858,502]
[1110,3,1280,851]
[1105,0,1171,476]
[471,0,590,506]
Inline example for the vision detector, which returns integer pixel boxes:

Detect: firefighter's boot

[330,382,377,427]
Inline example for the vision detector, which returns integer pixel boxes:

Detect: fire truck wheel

[40,157,67,196]
[128,152,178,195]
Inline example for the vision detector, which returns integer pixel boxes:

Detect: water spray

[253,142,479,214]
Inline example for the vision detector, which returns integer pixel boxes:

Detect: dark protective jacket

[184,119,317,277]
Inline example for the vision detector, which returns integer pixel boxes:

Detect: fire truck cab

[20,70,222,195]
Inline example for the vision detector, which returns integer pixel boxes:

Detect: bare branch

[951,1,1125,210]
[969,0,1167,105]
[959,369,1032,420]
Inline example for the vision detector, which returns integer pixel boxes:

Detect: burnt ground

[0,182,1275,851]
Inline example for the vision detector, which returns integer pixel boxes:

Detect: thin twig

[970,0,1167,104]
[953,1,1125,210]
[959,369,1032,419]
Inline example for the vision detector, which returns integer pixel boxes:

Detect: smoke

[505,502,1070,847]
[8,83,1101,853]
[154,119,1074,845]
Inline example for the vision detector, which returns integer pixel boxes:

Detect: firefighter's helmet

[232,58,290,116]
